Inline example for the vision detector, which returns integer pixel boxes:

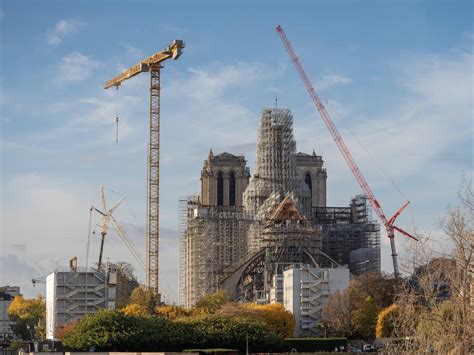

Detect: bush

[61,310,286,352]
[61,310,171,351]
[177,315,286,352]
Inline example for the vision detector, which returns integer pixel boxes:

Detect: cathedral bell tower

[201,149,250,207]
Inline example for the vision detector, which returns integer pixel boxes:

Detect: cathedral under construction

[179,108,380,308]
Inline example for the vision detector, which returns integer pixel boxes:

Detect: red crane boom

[276,25,417,277]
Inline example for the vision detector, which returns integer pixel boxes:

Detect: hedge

[285,337,348,352]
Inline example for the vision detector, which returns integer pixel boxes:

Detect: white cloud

[0,173,178,301]
[316,73,352,91]
[57,52,100,83]
[167,62,273,100]
[294,42,473,274]
[47,19,86,46]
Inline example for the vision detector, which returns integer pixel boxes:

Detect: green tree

[61,310,171,351]
[127,286,160,314]
[176,315,286,352]
[61,310,286,352]
[7,295,45,340]
[217,302,295,338]
[194,291,231,313]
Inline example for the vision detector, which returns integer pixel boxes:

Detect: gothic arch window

[229,172,236,206]
[217,172,224,206]
[305,173,312,193]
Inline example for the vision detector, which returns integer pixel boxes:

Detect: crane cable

[115,85,119,143]
[346,127,418,235]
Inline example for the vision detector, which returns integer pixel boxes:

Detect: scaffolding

[180,107,377,307]
[314,195,381,274]
[178,196,191,306]
[244,108,312,253]
[181,203,253,308]
[283,267,349,337]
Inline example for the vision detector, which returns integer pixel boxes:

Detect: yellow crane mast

[104,40,184,299]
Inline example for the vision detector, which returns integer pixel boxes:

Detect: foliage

[156,305,191,319]
[61,310,170,351]
[61,310,285,352]
[127,286,160,314]
[176,315,286,352]
[7,295,45,340]
[217,302,295,338]
[194,291,231,313]
[388,177,474,353]
[114,262,139,309]
[121,303,148,317]
[375,304,399,338]
[55,320,78,341]
[321,290,351,337]
[350,294,380,339]
[322,273,399,339]
[7,340,31,351]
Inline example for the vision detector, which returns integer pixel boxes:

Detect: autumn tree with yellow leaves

[7,295,45,340]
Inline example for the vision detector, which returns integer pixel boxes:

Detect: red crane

[276,25,417,277]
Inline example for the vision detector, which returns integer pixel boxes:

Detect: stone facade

[201,151,250,207]
[180,107,380,307]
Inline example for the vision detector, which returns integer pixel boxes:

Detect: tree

[194,291,231,313]
[155,305,191,319]
[7,295,45,340]
[114,262,139,309]
[176,315,286,352]
[321,290,351,337]
[55,320,78,341]
[127,286,160,314]
[217,302,295,338]
[321,273,399,339]
[61,310,286,352]
[389,178,474,354]
[375,304,399,338]
[122,303,148,316]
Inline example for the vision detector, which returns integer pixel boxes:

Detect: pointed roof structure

[267,195,305,223]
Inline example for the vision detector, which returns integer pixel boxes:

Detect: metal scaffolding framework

[147,67,160,294]
[180,108,381,307]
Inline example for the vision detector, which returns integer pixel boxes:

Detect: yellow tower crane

[104,40,184,299]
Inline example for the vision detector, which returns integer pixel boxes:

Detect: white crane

[90,185,174,303]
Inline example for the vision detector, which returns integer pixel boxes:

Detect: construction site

[178,108,379,333]
[26,26,418,339]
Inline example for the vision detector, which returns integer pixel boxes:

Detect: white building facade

[283,267,349,337]
[46,268,116,340]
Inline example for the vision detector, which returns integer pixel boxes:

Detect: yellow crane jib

[103,40,185,89]
[103,39,184,299]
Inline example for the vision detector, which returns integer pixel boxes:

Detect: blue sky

[1,0,472,302]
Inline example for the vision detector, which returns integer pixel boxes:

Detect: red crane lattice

[276,25,417,277]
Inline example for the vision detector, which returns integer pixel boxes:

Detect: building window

[217,172,224,206]
[305,173,312,192]
[229,172,236,206]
